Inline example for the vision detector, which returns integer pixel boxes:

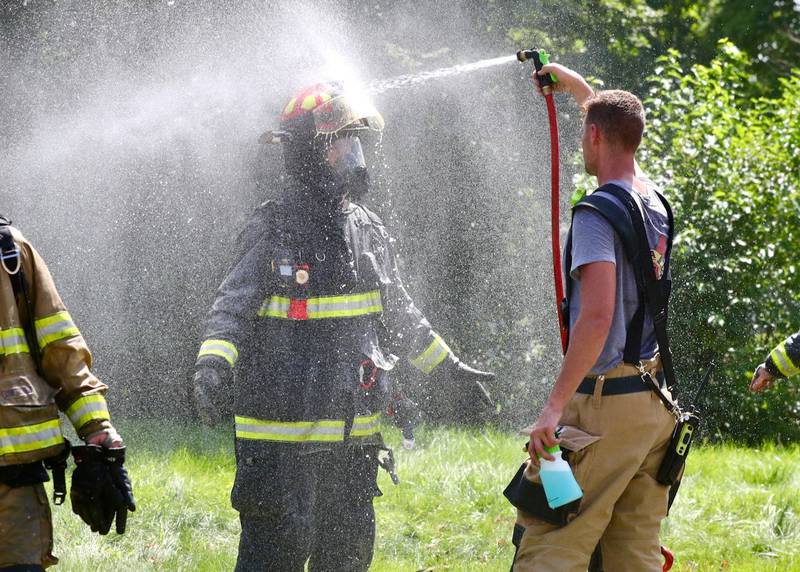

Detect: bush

[639,41,800,442]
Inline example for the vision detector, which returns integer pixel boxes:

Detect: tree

[640,41,800,441]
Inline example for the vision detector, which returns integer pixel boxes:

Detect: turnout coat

[0,224,111,468]
[196,200,455,447]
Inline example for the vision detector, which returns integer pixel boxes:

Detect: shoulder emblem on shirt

[651,234,667,280]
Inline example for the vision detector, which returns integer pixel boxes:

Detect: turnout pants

[0,482,57,569]
[232,438,382,572]
[513,359,675,572]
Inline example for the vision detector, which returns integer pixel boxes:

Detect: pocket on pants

[231,444,314,517]
[504,425,601,527]
[558,425,601,486]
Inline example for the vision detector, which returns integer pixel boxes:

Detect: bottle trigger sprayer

[539,435,583,509]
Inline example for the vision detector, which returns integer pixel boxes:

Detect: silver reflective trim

[0,425,61,449]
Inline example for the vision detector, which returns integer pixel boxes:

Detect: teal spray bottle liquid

[539,443,583,509]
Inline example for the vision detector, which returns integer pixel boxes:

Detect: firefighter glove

[192,365,233,425]
[71,445,136,535]
[449,359,497,419]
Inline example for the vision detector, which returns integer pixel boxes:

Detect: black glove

[448,359,497,422]
[192,365,233,425]
[71,445,136,535]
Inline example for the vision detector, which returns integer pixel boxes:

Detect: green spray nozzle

[516,49,558,88]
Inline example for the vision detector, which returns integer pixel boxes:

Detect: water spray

[517,49,567,354]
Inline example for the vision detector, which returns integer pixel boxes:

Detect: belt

[576,371,665,396]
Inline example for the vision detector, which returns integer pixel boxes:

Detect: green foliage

[50,422,800,571]
[639,41,800,441]
[478,0,798,94]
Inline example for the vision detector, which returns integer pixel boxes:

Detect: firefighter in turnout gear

[0,220,134,570]
[192,82,495,571]
[750,330,800,392]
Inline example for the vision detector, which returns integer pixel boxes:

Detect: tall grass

[47,422,799,571]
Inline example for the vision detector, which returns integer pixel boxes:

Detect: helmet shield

[312,92,384,136]
[326,136,366,176]
[324,135,370,200]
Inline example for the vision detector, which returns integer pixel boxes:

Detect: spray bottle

[539,439,583,509]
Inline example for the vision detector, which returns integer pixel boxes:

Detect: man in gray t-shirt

[512,65,677,572]
[570,177,670,374]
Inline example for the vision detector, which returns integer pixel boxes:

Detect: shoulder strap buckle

[0,245,21,275]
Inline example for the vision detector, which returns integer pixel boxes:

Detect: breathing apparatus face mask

[324,135,370,200]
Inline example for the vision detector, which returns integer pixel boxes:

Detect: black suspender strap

[592,184,677,389]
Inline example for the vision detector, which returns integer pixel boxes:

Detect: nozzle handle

[517,49,557,88]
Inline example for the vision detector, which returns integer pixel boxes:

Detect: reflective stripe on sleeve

[770,342,800,378]
[0,419,64,457]
[65,394,110,429]
[350,412,382,438]
[35,311,80,350]
[197,339,239,368]
[235,416,346,443]
[257,291,383,320]
[0,327,29,356]
[410,334,452,374]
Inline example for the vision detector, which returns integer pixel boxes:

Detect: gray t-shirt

[569,178,670,375]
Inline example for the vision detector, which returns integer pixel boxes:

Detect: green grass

[48,422,800,571]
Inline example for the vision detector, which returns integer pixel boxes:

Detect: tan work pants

[514,364,676,572]
[0,482,58,568]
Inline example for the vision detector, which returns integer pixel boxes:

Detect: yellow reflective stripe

[198,339,239,367]
[235,416,345,443]
[350,412,382,438]
[301,95,318,110]
[35,311,80,349]
[0,419,64,457]
[0,327,29,356]
[260,296,290,318]
[65,394,110,429]
[257,291,383,319]
[770,342,799,377]
[410,334,451,374]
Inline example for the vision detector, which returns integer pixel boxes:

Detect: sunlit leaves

[641,41,800,441]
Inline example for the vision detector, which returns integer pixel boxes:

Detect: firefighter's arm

[764,332,800,379]
[529,261,615,463]
[374,223,494,413]
[17,233,112,440]
[751,331,800,391]
[195,233,274,373]
[375,223,456,375]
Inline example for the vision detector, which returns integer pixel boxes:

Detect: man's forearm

[545,314,610,410]
[571,80,595,107]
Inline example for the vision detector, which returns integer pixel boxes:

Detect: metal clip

[638,361,682,419]
[378,446,399,485]
[0,247,21,275]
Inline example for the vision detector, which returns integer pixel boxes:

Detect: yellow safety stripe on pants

[0,327,29,356]
[770,342,800,377]
[410,334,451,374]
[65,394,111,430]
[0,419,64,457]
[235,416,346,443]
[197,339,239,368]
[35,311,80,350]
[257,290,383,319]
[349,412,382,438]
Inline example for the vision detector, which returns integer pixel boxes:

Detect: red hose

[661,546,674,571]
[544,92,567,354]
